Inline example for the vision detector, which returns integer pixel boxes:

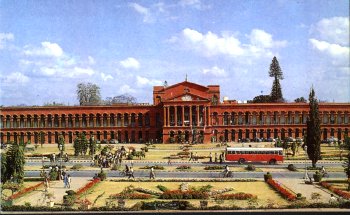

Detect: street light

[59,143,63,180]
[304,145,309,180]
[91,135,95,166]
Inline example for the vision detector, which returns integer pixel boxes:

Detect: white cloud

[179,0,210,10]
[128,2,154,23]
[120,57,140,69]
[119,84,136,94]
[39,66,95,77]
[202,66,227,77]
[136,75,162,87]
[249,29,287,48]
[181,28,285,58]
[88,56,95,65]
[309,39,349,56]
[71,67,95,77]
[24,41,63,57]
[2,72,29,84]
[312,17,349,46]
[101,72,113,81]
[0,33,14,49]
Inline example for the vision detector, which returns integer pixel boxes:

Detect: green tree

[73,136,81,156]
[1,153,7,183]
[294,97,307,103]
[250,95,271,103]
[58,134,65,155]
[89,135,97,156]
[81,134,89,155]
[269,56,284,102]
[306,87,321,168]
[342,135,350,190]
[5,141,26,183]
[77,82,101,105]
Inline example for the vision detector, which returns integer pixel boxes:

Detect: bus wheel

[269,159,276,165]
[238,158,245,164]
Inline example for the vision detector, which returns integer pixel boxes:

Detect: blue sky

[0,0,349,106]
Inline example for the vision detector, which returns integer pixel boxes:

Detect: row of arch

[0,129,163,144]
[0,113,151,129]
[211,111,349,126]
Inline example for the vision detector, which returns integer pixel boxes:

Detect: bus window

[279,151,282,155]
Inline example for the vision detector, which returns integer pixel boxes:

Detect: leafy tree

[306,87,321,168]
[58,134,65,155]
[81,134,89,155]
[294,97,307,103]
[250,95,271,103]
[104,93,137,105]
[38,131,45,147]
[1,153,7,183]
[5,141,26,183]
[342,135,350,190]
[77,82,101,105]
[73,136,81,156]
[89,135,97,156]
[269,56,284,102]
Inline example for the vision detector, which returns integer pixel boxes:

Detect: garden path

[276,178,338,203]
[14,177,90,207]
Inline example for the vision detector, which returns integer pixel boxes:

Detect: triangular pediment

[164,81,209,91]
[165,92,209,102]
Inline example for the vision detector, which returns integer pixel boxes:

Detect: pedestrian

[189,152,193,161]
[209,152,212,163]
[215,153,218,163]
[64,153,69,162]
[63,174,68,188]
[168,158,172,165]
[52,153,56,163]
[67,174,71,188]
[219,153,223,164]
[128,167,135,179]
[149,167,155,179]
[329,194,338,205]
[194,152,198,161]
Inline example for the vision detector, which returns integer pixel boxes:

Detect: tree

[5,141,26,184]
[249,95,271,103]
[89,135,97,156]
[58,134,65,155]
[1,153,7,183]
[77,82,101,105]
[269,56,284,102]
[80,134,89,155]
[73,136,81,156]
[306,87,321,168]
[294,97,307,103]
[342,135,350,190]
[104,94,137,105]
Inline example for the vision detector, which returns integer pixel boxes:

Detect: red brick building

[1,81,349,144]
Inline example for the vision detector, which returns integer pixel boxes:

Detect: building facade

[1,81,349,144]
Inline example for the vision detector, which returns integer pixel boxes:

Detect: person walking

[149,167,155,179]
[128,166,135,179]
[167,158,172,165]
[67,174,71,188]
[209,152,212,163]
[63,174,68,188]
[215,153,218,163]
[189,152,193,161]
[219,153,223,164]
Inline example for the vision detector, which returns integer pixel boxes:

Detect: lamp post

[304,145,309,180]
[59,143,63,180]
[91,135,95,166]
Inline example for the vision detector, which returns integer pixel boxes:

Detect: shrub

[204,166,224,170]
[177,151,190,156]
[246,164,256,171]
[157,185,169,192]
[71,164,83,170]
[76,178,101,197]
[7,182,43,200]
[264,172,272,182]
[313,171,323,182]
[111,193,152,199]
[320,181,350,199]
[160,190,209,199]
[141,200,193,210]
[127,154,133,160]
[214,192,257,200]
[49,171,58,181]
[111,164,120,170]
[176,165,191,170]
[97,170,107,181]
[287,164,297,171]
[140,165,164,170]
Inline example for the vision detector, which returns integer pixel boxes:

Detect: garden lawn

[2,181,42,199]
[84,180,289,208]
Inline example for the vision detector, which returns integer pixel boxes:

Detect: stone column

[189,105,192,126]
[163,107,167,127]
[58,116,62,128]
[203,106,206,126]
[174,106,178,126]
[107,115,111,127]
[182,106,185,126]
[249,115,252,125]
[196,105,200,126]
[208,106,211,126]
[167,106,170,127]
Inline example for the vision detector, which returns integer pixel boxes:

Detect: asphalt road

[24,169,346,179]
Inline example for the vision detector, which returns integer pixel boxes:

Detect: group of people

[208,152,225,164]
[40,166,71,189]
[93,146,127,168]
[121,164,156,179]
[49,153,69,163]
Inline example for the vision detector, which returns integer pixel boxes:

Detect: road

[25,169,346,179]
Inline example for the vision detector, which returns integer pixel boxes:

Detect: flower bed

[76,178,101,198]
[109,178,257,182]
[110,193,152,199]
[214,192,257,200]
[266,179,296,201]
[7,182,44,200]
[160,190,209,199]
[139,165,164,170]
[320,181,350,199]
